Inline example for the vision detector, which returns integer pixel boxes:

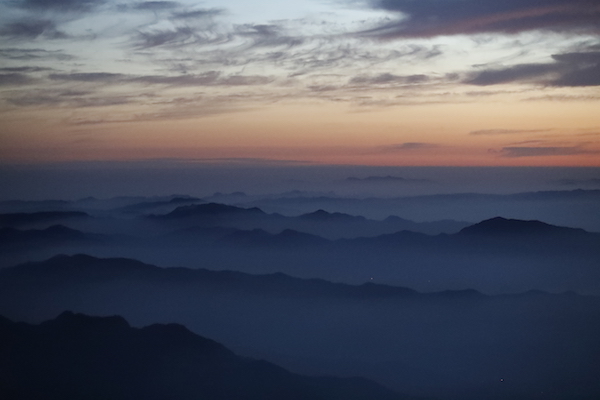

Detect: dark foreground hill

[0,311,410,400]
[2,255,600,399]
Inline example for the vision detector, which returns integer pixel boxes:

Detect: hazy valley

[1,188,600,399]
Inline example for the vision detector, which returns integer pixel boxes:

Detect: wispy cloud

[0,66,50,72]
[470,128,551,136]
[523,94,600,102]
[0,73,34,86]
[234,24,304,48]
[47,71,273,87]
[350,73,430,85]
[48,72,125,83]
[6,89,131,108]
[0,48,74,61]
[500,145,599,157]
[346,175,433,183]
[184,157,313,166]
[171,9,223,20]
[132,2,181,12]
[134,27,198,49]
[378,142,439,152]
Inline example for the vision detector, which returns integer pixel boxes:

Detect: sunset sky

[1,0,599,166]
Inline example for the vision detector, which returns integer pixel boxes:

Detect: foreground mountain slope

[1,255,599,399]
[0,311,410,400]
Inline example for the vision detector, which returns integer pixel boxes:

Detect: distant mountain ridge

[0,225,104,247]
[148,202,469,238]
[156,202,266,219]
[232,189,600,231]
[0,254,422,299]
[1,213,598,294]
[459,216,588,236]
[0,211,89,228]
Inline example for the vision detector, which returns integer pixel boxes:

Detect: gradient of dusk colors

[0,0,599,166]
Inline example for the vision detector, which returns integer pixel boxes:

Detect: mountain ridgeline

[1,200,598,294]
[1,254,600,399]
[1,192,600,399]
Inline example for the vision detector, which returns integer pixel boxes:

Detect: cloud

[234,24,303,48]
[184,158,313,166]
[6,89,131,107]
[171,9,223,20]
[19,0,106,12]
[218,75,272,85]
[499,145,599,157]
[470,128,551,135]
[307,85,338,92]
[132,2,181,11]
[65,102,249,125]
[466,50,600,87]
[0,20,67,40]
[49,72,126,82]
[0,73,34,86]
[0,66,50,72]
[135,27,198,48]
[130,72,219,85]
[346,175,433,183]
[522,94,600,102]
[551,54,600,87]
[47,71,272,87]
[465,63,559,85]
[350,73,430,85]
[363,0,600,38]
[0,48,74,61]
[379,142,439,152]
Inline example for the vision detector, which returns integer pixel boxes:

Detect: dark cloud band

[466,51,600,87]
[364,0,600,37]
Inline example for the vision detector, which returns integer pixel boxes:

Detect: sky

[0,0,599,167]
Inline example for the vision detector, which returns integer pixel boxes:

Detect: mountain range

[1,191,599,399]
[1,203,598,294]
[1,254,599,399]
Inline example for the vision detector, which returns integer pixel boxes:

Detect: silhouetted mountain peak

[0,225,95,247]
[382,215,413,223]
[3,254,161,280]
[45,224,85,235]
[459,216,587,236]
[299,209,365,222]
[47,310,130,331]
[160,202,265,218]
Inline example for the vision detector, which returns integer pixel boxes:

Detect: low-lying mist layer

[1,191,599,399]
